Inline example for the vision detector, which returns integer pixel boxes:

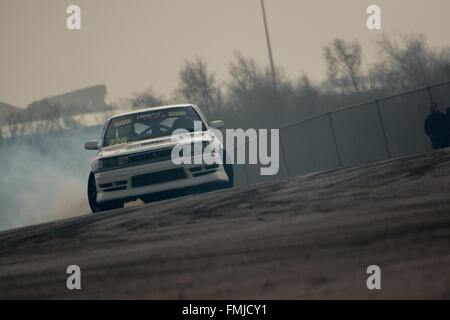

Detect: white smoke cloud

[0,126,101,231]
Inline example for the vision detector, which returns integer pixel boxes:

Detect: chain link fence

[233,80,450,187]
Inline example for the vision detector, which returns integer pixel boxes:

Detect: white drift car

[84,104,233,213]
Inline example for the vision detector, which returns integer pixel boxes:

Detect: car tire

[87,171,124,213]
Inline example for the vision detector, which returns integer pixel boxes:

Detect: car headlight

[202,140,211,152]
[186,141,211,156]
[202,140,218,157]
[98,157,119,169]
[95,159,103,170]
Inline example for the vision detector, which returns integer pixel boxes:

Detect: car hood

[98,132,211,159]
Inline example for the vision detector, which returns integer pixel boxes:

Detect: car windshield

[103,106,206,147]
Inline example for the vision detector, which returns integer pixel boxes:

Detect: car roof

[109,104,196,120]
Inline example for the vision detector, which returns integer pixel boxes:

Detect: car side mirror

[210,120,224,129]
[85,141,99,150]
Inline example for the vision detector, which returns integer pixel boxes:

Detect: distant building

[44,84,108,113]
[0,102,20,124]
[0,101,19,115]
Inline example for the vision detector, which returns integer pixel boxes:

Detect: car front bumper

[94,154,229,203]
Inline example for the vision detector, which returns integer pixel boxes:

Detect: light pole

[260,0,277,91]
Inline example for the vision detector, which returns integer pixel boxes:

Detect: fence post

[327,112,342,167]
[279,128,291,178]
[238,141,251,186]
[375,100,392,158]
[242,163,251,186]
[427,86,434,103]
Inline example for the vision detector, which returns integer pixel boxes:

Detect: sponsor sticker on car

[113,118,132,127]
[136,112,166,121]
[168,110,187,117]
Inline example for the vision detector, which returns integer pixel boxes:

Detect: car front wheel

[87,171,123,213]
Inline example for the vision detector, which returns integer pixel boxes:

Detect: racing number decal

[108,137,127,146]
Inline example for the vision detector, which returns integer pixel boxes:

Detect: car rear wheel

[87,171,123,213]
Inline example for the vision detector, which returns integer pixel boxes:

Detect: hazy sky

[1,0,450,107]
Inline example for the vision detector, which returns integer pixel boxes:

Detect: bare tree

[369,34,450,92]
[229,53,263,93]
[292,75,320,117]
[176,58,222,118]
[323,39,363,94]
[227,53,296,127]
[227,54,276,127]
[130,87,166,110]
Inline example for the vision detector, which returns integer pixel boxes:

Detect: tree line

[131,34,450,129]
[2,33,449,143]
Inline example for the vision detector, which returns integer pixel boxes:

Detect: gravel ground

[1,149,450,299]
